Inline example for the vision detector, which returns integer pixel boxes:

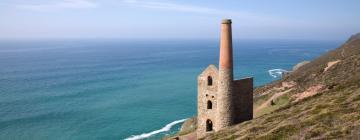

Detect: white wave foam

[124,119,187,140]
[268,69,289,78]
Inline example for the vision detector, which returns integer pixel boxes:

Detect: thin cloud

[120,0,289,26]
[122,0,220,14]
[17,0,97,11]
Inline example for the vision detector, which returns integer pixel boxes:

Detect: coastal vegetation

[171,33,360,139]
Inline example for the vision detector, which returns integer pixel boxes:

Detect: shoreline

[124,119,187,140]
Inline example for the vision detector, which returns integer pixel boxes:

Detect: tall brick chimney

[219,19,233,69]
[216,19,235,130]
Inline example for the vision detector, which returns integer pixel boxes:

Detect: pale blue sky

[1,0,359,40]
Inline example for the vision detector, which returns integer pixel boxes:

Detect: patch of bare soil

[324,60,341,72]
[292,84,325,102]
[255,89,293,112]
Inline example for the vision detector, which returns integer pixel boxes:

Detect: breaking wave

[268,69,289,78]
[124,119,187,140]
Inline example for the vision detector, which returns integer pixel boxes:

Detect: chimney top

[221,19,232,24]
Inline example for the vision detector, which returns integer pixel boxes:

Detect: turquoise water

[0,39,341,140]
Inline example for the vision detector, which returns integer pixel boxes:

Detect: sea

[0,39,342,140]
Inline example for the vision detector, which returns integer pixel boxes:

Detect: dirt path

[292,85,324,102]
[324,60,341,72]
[255,89,293,112]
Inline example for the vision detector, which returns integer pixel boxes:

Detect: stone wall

[197,65,218,138]
[197,67,253,138]
[233,77,253,123]
[216,68,234,129]
[196,19,254,139]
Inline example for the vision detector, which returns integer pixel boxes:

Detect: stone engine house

[197,19,253,138]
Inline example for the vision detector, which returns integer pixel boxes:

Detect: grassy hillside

[170,33,360,140]
[202,34,360,139]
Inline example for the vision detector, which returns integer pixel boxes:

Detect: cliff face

[173,34,360,140]
[201,34,360,139]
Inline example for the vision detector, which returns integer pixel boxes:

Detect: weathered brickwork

[197,19,253,138]
[216,68,234,129]
[197,65,218,138]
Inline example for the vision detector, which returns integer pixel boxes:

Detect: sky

[0,0,360,40]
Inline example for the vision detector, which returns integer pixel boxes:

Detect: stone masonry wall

[197,65,218,138]
[216,68,234,130]
[233,77,253,123]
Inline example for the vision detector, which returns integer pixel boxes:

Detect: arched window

[207,100,212,109]
[206,119,213,132]
[207,76,212,86]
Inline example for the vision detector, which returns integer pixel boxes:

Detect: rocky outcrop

[179,117,197,135]
[293,61,310,71]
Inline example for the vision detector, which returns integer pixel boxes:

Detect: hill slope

[170,34,360,140]
[201,34,360,139]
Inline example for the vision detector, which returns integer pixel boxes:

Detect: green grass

[198,38,360,140]
[204,86,360,140]
[255,94,290,117]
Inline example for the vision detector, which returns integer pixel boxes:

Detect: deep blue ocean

[0,39,341,140]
